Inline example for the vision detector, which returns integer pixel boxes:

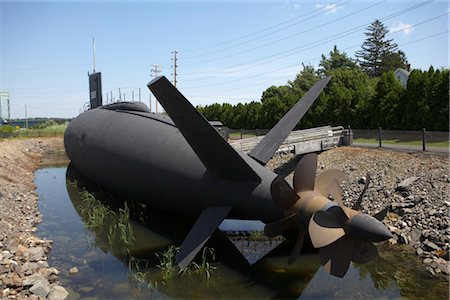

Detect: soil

[0,137,68,299]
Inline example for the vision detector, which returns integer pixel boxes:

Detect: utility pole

[151,65,162,113]
[171,50,178,88]
[24,104,28,129]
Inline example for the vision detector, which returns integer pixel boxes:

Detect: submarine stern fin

[176,206,232,269]
[248,76,331,165]
[148,76,260,182]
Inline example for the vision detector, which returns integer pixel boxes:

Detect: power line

[182,0,433,70]
[182,0,351,60]
[182,0,348,54]
[198,29,449,96]
[180,0,436,84]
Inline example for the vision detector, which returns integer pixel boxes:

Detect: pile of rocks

[268,146,449,277]
[0,138,68,299]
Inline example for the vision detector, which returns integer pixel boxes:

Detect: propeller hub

[346,213,392,242]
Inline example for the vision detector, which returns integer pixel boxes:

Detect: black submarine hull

[64,103,284,222]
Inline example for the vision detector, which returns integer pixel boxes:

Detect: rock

[48,285,69,300]
[410,228,423,244]
[423,258,433,264]
[358,176,366,184]
[423,240,440,251]
[29,246,45,261]
[428,209,437,216]
[396,177,419,192]
[416,248,424,256]
[435,258,449,275]
[69,266,79,274]
[399,233,409,244]
[23,273,47,286]
[79,286,94,293]
[30,278,51,297]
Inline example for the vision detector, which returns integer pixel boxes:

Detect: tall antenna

[92,37,96,73]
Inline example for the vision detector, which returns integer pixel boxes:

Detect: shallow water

[35,165,449,299]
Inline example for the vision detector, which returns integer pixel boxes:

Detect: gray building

[0,91,10,122]
[394,68,410,88]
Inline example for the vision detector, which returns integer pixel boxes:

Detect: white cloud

[315,3,342,15]
[390,21,414,35]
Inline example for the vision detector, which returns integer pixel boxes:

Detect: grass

[228,132,257,140]
[0,124,67,138]
[353,138,449,148]
[156,246,217,284]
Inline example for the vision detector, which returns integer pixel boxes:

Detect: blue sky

[1,0,448,118]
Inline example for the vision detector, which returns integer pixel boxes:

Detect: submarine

[64,75,392,277]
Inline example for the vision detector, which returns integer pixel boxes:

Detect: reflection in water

[34,165,448,299]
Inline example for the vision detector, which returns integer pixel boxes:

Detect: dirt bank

[0,137,68,299]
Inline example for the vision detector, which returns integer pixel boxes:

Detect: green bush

[0,125,14,133]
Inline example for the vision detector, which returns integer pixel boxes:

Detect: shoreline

[0,137,68,300]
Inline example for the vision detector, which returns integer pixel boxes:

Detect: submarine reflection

[65,164,401,299]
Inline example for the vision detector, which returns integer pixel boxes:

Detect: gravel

[0,137,68,299]
[267,146,449,277]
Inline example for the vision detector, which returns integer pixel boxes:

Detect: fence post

[422,128,426,151]
[240,129,243,140]
[378,127,382,147]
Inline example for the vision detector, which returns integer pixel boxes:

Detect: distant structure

[208,120,229,140]
[0,91,10,123]
[394,68,410,88]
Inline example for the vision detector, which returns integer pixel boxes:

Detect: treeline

[197,20,449,131]
[197,65,448,131]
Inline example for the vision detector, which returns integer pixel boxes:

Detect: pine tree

[318,45,357,75]
[355,20,399,77]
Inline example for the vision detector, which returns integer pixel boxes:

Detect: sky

[1,0,448,119]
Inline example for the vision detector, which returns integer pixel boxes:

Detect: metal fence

[352,128,449,151]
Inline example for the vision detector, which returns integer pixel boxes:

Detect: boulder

[48,285,69,300]
[29,278,51,297]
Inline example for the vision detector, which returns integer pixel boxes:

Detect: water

[35,165,449,299]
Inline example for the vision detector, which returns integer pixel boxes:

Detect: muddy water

[35,165,448,299]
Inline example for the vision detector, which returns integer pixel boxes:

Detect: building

[394,68,410,88]
[0,91,10,123]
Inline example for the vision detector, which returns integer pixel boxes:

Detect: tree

[380,50,408,74]
[318,45,357,75]
[355,20,401,77]
[371,71,404,129]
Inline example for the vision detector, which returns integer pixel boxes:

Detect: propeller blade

[328,179,351,218]
[293,153,318,193]
[288,227,306,264]
[315,169,346,196]
[373,207,389,221]
[353,173,370,210]
[319,235,355,278]
[351,240,378,264]
[271,176,299,209]
[264,213,296,237]
[308,211,346,248]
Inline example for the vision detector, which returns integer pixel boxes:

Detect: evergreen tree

[355,20,400,77]
[318,45,357,75]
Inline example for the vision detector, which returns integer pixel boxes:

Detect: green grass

[1,124,67,139]
[353,138,449,148]
[228,132,257,140]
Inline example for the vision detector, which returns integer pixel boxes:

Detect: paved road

[352,142,449,154]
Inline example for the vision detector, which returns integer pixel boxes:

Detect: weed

[156,246,179,283]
